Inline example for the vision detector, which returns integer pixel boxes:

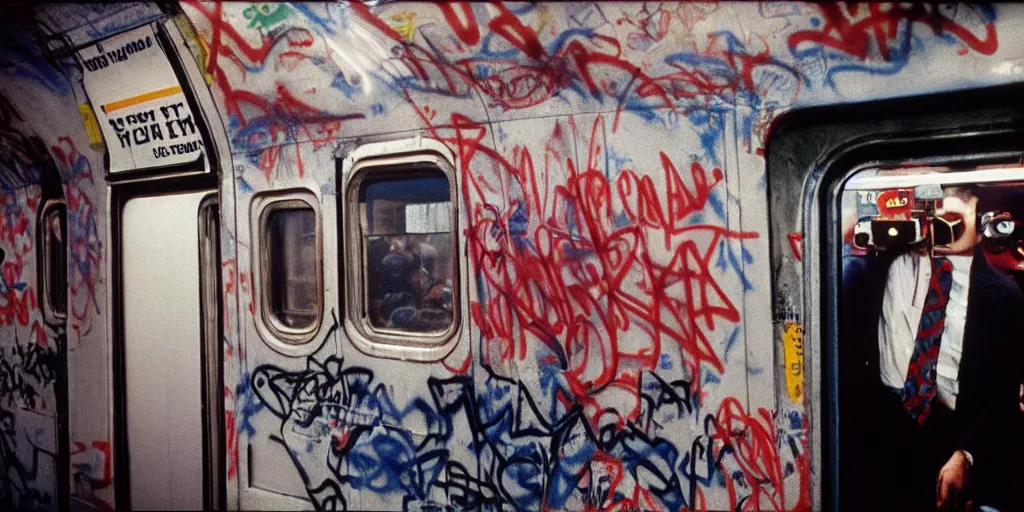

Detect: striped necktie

[900,255,954,425]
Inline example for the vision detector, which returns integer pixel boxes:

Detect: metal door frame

[110,173,221,511]
[765,80,1024,511]
[198,193,225,511]
[37,185,69,512]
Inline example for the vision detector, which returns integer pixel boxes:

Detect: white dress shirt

[877,251,973,411]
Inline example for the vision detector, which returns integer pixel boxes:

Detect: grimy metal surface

[0,2,1022,511]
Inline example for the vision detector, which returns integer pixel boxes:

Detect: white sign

[405,202,452,233]
[78,25,203,173]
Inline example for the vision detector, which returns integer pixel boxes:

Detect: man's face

[933,192,980,255]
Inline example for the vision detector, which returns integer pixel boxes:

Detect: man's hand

[937,450,970,510]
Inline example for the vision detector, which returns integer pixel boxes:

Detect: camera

[851,185,969,251]
[853,216,924,250]
[980,211,1022,254]
[852,187,929,251]
[852,185,1018,252]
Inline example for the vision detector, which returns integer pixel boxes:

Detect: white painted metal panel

[122,191,207,510]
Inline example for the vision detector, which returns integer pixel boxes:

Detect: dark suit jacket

[840,245,1024,509]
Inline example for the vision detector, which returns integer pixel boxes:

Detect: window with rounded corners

[251,190,323,351]
[343,148,461,354]
[40,199,67,324]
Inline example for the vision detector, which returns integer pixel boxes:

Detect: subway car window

[41,200,67,321]
[255,194,322,344]
[268,208,317,327]
[354,167,456,339]
[838,165,1024,511]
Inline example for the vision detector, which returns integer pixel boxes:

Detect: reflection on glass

[267,207,317,329]
[44,206,67,317]
[360,171,455,335]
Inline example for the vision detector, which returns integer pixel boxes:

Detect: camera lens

[932,216,964,246]
[872,220,918,247]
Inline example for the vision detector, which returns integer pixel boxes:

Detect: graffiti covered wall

[1,1,1023,511]
[177,2,1024,511]
[0,6,116,510]
[0,183,57,512]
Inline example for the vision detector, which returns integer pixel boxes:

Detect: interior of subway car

[836,168,1024,512]
[843,167,1024,281]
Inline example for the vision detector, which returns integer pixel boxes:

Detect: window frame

[251,189,324,352]
[341,140,463,361]
[39,199,68,324]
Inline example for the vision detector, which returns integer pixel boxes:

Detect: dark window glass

[43,205,67,318]
[360,170,454,335]
[266,207,317,329]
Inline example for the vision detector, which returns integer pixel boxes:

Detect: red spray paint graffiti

[182,1,365,183]
[413,110,757,429]
[788,232,803,262]
[0,187,38,327]
[789,3,998,61]
[179,3,856,508]
[70,440,113,510]
[50,137,102,338]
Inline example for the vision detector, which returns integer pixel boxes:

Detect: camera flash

[888,227,899,237]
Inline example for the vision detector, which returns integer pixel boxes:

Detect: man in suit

[840,185,1024,511]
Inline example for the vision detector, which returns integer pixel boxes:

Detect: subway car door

[115,189,222,510]
[766,85,1024,511]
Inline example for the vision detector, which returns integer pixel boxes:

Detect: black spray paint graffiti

[250,356,788,511]
[0,341,59,412]
[0,328,64,512]
[0,94,58,190]
[0,409,57,512]
[252,356,476,511]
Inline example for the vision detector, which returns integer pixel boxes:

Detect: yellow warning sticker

[195,32,214,85]
[78,102,104,147]
[783,321,804,403]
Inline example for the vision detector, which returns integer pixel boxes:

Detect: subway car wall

[1,2,1024,511]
